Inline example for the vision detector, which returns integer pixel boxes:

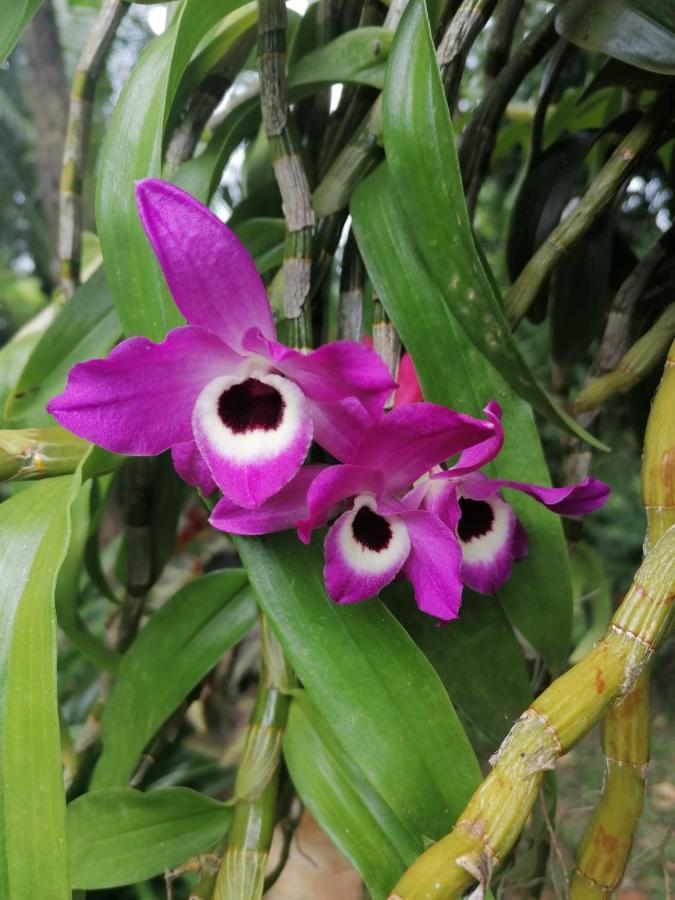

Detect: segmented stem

[213,619,294,900]
[438,0,499,111]
[569,338,675,897]
[388,526,675,899]
[257,0,315,348]
[0,427,89,481]
[59,0,128,296]
[338,229,365,341]
[504,83,675,328]
[373,298,402,405]
[484,0,525,82]
[574,303,675,413]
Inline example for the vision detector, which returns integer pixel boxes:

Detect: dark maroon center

[457,497,494,542]
[217,378,284,434]
[352,506,392,552]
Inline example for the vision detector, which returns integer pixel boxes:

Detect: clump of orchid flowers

[49,180,610,621]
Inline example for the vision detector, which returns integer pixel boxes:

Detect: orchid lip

[458,493,512,563]
[339,497,410,575]
[457,496,495,542]
[193,372,306,463]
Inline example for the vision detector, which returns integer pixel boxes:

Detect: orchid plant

[1,2,673,900]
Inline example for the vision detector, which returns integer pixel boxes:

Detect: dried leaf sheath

[213,619,293,900]
[388,525,675,899]
[257,0,315,347]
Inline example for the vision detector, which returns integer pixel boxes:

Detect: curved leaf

[351,164,573,670]
[92,571,255,788]
[0,473,85,899]
[0,0,42,64]
[284,693,419,900]
[68,787,230,889]
[381,0,606,450]
[288,27,392,92]
[236,532,481,843]
[556,0,675,75]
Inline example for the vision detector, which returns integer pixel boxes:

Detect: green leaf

[0,317,47,427]
[236,533,481,842]
[0,473,85,899]
[96,0,249,340]
[384,582,532,746]
[6,267,120,426]
[288,27,392,92]
[92,571,255,788]
[232,218,286,274]
[0,0,42,64]
[381,0,606,451]
[284,693,419,900]
[67,787,231,889]
[351,164,573,670]
[556,0,675,75]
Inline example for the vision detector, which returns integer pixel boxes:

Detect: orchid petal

[135,180,275,350]
[47,326,240,455]
[298,464,384,543]
[309,397,374,463]
[456,493,518,593]
[323,498,410,605]
[393,352,423,407]
[210,465,326,534]
[459,471,610,516]
[352,403,498,491]
[447,400,504,477]
[416,478,461,531]
[398,509,463,620]
[171,441,217,496]
[192,371,313,508]
[243,329,395,417]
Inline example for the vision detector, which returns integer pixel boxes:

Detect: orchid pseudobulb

[47,180,394,509]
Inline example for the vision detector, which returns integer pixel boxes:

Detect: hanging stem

[569,338,675,897]
[338,229,365,342]
[388,525,675,899]
[257,0,315,349]
[458,7,558,218]
[213,618,294,900]
[59,0,128,296]
[438,0,499,112]
[484,0,525,83]
[504,83,675,328]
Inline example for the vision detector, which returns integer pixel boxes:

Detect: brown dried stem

[438,0,499,112]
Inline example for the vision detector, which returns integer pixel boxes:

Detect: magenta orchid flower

[412,402,611,593]
[47,180,394,508]
[213,402,501,620]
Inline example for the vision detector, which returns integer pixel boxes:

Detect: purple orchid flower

[47,179,394,508]
[212,402,501,621]
[411,402,611,594]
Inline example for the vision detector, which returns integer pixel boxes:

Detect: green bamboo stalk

[0,427,90,480]
[257,0,315,349]
[569,338,675,897]
[574,303,675,413]
[213,618,294,900]
[59,0,128,296]
[458,7,558,218]
[504,82,675,327]
[388,525,675,899]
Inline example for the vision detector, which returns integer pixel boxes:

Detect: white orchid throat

[339,496,410,574]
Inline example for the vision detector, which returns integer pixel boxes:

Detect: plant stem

[388,525,675,899]
[338,229,365,341]
[0,427,89,481]
[213,618,294,900]
[116,457,154,653]
[569,338,675,897]
[504,82,675,327]
[258,0,315,348]
[457,7,558,218]
[438,0,499,112]
[484,0,525,82]
[59,0,128,296]
[373,298,401,405]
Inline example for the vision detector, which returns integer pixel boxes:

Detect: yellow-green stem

[213,618,294,900]
[504,83,675,328]
[0,427,89,481]
[388,527,675,899]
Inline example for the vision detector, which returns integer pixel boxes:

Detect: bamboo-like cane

[574,303,675,413]
[569,338,675,897]
[0,427,89,480]
[387,524,675,899]
[213,619,294,900]
[504,82,675,328]
[338,229,365,342]
[437,0,499,111]
[257,0,315,350]
[59,0,128,296]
